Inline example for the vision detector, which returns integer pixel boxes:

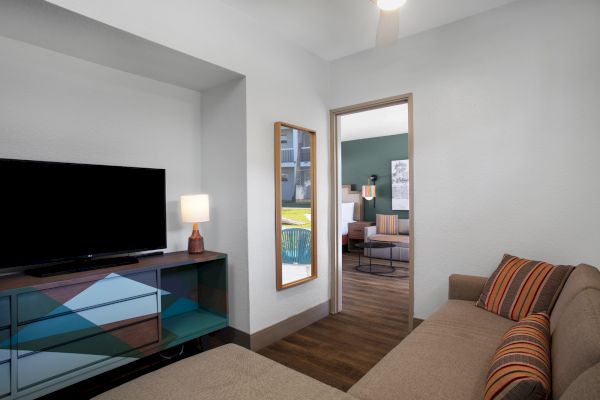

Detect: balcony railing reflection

[281,147,311,164]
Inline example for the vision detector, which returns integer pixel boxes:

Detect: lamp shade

[362,185,376,200]
[181,194,210,223]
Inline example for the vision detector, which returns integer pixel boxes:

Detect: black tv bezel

[0,158,167,270]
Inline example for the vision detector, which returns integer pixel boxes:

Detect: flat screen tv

[0,158,166,271]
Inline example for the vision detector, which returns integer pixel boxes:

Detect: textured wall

[332,0,600,318]
[0,35,202,255]
[46,0,331,334]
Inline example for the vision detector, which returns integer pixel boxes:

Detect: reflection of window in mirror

[275,122,317,290]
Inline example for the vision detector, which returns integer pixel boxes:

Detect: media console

[0,251,228,399]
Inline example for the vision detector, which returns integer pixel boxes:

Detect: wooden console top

[0,250,226,293]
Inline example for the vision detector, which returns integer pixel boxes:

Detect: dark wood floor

[258,252,410,391]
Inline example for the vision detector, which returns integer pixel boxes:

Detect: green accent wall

[342,134,409,222]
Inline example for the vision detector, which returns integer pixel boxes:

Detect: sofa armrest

[364,225,377,241]
[448,274,488,301]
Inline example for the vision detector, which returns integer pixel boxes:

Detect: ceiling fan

[370,0,406,47]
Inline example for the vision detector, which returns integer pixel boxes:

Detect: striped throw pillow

[376,214,399,235]
[476,254,574,321]
[484,313,551,400]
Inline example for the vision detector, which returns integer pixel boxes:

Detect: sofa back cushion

[550,264,600,333]
[551,288,600,399]
[484,313,551,400]
[558,362,600,400]
[376,214,399,235]
[476,254,574,321]
[398,219,409,235]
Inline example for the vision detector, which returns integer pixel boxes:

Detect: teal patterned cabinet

[0,297,11,398]
[0,251,228,399]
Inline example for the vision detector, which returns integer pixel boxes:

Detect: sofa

[94,263,599,400]
[364,217,410,262]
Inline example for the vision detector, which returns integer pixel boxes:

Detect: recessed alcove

[0,3,248,250]
[0,0,247,372]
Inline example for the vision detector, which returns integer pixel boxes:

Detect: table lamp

[180,194,210,254]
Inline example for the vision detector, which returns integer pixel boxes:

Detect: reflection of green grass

[282,208,311,228]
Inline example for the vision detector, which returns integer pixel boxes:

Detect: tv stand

[0,251,228,400]
[24,255,139,277]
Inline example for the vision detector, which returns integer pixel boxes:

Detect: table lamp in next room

[180,194,210,254]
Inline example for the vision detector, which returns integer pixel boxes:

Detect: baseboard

[211,326,251,349]
[413,318,424,329]
[215,306,413,352]
[249,301,330,351]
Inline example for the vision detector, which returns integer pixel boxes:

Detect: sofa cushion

[559,363,600,400]
[476,254,574,321]
[93,343,354,400]
[376,214,398,235]
[484,313,551,400]
[368,234,409,247]
[398,218,409,235]
[349,300,515,400]
[551,288,600,399]
[550,264,600,333]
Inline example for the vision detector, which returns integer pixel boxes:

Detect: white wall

[14,0,597,332]
[331,0,600,318]
[47,0,331,334]
[200,78,250,332]
[0,35,202,251]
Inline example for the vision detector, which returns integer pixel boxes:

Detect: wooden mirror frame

[275,122,317,290]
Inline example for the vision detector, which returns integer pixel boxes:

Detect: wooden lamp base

[188,223,205,254]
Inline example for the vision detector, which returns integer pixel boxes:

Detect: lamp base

[188,224,205,254]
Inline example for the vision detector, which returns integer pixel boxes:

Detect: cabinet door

[0,362,9,398]
[18,271,157,323]
[0,298,10,399]
[0,297,9,329]
[18,317,158,390]
[18,294,158,357]
[0,329,9,364]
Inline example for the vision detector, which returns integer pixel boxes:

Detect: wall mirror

[275,122,317,290]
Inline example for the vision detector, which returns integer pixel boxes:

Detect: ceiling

[341,104,408,142]
[217,0,522,60]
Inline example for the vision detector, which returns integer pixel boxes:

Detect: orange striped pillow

[484,313,551,400]
[476,254,574,321]
[376,214,399,235]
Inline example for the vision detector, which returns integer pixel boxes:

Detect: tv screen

[0,158,166,269]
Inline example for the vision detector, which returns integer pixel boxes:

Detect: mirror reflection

[276,122,317,289]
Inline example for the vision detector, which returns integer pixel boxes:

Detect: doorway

[329,94,414,332]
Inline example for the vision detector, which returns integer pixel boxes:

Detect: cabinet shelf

[162,309,228,348]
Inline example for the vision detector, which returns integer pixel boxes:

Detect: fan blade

[376,9,400,47]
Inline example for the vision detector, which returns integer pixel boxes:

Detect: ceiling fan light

[377,0,407,11]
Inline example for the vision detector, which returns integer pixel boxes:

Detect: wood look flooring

[258,252,410,391]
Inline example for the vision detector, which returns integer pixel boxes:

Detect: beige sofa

[95,264,599,400]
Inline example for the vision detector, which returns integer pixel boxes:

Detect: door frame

[329,93,415,331]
